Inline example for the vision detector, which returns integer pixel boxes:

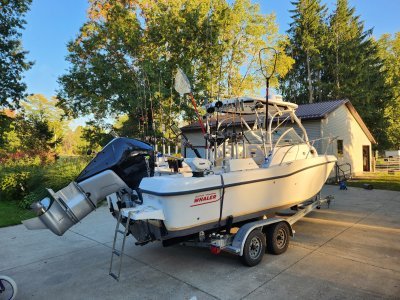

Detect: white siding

[321,105,371,175]
[183,131,206,147]
[298,120,322,153]
[181,131,207,158]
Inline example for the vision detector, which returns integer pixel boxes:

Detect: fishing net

[259,47,278,80]
[174,68,191,95]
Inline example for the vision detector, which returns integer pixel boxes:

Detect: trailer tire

[266,222,290,255]
[240,229,266,267]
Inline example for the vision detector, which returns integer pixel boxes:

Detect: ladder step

[109,214,131,281]
[109,272,119,281]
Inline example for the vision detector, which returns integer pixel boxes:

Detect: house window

[337,140,344,157]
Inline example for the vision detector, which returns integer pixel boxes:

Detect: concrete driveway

[1,185,399,299]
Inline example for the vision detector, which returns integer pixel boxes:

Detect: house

[180,99,376,176]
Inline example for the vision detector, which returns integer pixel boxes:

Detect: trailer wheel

[266,222,290,255]
[240,230,266,267]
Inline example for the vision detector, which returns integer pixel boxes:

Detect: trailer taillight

[210,245,221,255]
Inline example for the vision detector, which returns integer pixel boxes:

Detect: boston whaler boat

[23,94,336,272]
[130,95,336,240]
[23,53,337,276]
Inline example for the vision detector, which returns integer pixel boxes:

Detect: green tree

[281,0,327,104]
[0,0,33,109]
[281,0,389,148]
[21,94,67,151]
[1,95,67,156]
[81,120,113,152]
[325,0,358,98]
[0,110,19,153]
[0,111,21,153]
[61,126,91,155]
[57,0,293,140]
[324,0,388,147]
[14,114,55,155]
[378,33,400,149]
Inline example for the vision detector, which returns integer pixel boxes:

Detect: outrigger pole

[259,47,278,131]
[189,93,206,135]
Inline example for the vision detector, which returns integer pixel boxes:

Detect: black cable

[218,174,225,227]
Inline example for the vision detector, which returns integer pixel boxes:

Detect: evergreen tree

[281,0,327,104]
[13,114,55,154]
[378,33,400,149]
[281,0,390,148]
[324,0,389,146]
[0,0,33,109]
[325,0,357,98]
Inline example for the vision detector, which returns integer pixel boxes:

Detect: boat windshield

[274,128,305,147]
[244,129,264,144]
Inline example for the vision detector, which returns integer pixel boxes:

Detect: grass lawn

[346,172,400,191]
[0,201,36,228]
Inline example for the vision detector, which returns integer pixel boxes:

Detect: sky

[21,0,400,107]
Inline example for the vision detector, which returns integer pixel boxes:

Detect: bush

[0,171,30,200]
[0,156,90,208]
[43,157,89,191]
[0,150,56,165]
[20,189,48,209]
[0,157,44,207]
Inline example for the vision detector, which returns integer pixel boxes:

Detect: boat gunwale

[140,158,336,197]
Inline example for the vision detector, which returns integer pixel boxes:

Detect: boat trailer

[109,194,333,280]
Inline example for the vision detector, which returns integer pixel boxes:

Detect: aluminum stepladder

[109,209,134,281]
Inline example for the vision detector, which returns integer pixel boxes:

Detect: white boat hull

[138,155,336,235]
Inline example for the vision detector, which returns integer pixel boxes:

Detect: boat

[23,95,337,247]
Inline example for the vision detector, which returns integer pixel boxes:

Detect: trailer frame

[180,194,333,265]
[110,194,333,279]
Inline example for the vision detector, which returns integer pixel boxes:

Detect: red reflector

[210,246,221,255]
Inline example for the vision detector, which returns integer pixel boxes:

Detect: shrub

[43,157,89,191]
[0,156,90,208]
[20,189,48,209]
[0,171,30,200]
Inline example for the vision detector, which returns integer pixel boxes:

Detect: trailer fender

[262,220,294,237]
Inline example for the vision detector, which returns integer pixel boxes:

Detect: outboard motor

[23,137,154,236]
